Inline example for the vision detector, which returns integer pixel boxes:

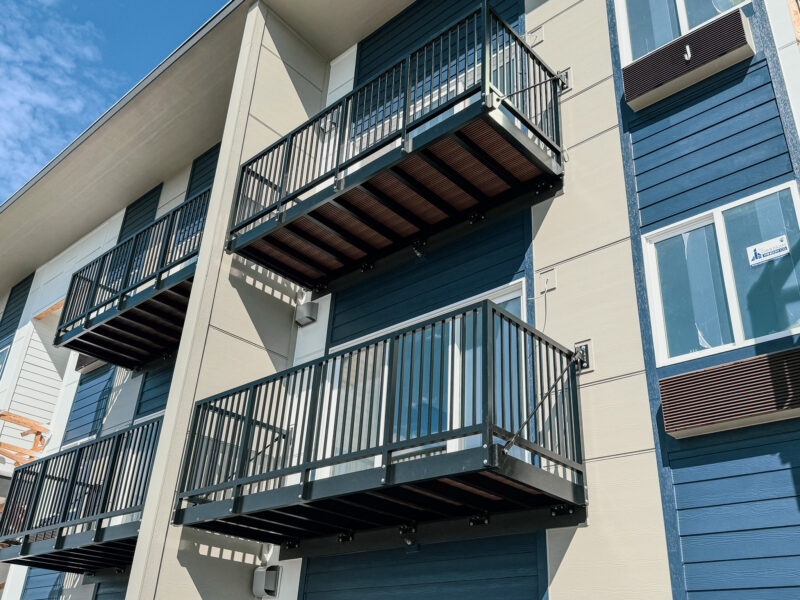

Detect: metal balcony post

[481,301,494,448]
[381,337,399,469]
[156,210,178,285]
[93,433,124,539]
[482,1,492,101]
[332,99,349,189]
[118,237,137,302]
[300,363,325,495]
[56,448,84,524]
[276,136,294,218]
[22,460,48,533]
[84,255,107,324]
[402,56,412,152]
[232,386,257,505]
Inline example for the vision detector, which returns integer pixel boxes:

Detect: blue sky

[0,0,226,202]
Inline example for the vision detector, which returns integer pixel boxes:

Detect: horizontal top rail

[0,417,162,541]
[178,300,584,505]
[56,189,211,337]
[230,3,563,237]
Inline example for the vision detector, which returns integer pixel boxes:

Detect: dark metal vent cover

[623,10,754,111]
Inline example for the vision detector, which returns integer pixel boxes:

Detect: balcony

[229,6,564,289]
[0,418,161,572]
[54,191,210,368]
[175,301,585,555]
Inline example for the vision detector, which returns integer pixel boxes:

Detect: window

[644,183,800,364]
[619,0,750,62]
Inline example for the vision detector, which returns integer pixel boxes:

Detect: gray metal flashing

[0,0,247,214]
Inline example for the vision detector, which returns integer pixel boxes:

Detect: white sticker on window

[747,235,790,267]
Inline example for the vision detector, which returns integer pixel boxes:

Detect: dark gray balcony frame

[54,189,210,368]
[0,417,162,573]
[228,3,566,289]
[174,301,586,555]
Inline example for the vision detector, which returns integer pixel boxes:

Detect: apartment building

[609,0,800,597]
[0,0,797,599]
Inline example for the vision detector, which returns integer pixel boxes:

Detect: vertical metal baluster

[299,364,323,496]
[382,336,398,467]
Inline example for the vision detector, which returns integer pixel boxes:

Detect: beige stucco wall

[526,0,672,598]
[126,2,327,598]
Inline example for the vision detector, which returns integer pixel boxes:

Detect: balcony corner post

[482,0,492,104]
[481,301,494,448]
[381,337,399,470]
[401,56,413,154]
[299,363,325,499]
[333,99,349,189]
[93,432,124,541]
[155,210,178,286]
[276,136,294,217]
[21,461,48,534]
[232,385,258,509]
[83,255,107,326]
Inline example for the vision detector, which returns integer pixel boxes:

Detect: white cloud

[0,0,124,202]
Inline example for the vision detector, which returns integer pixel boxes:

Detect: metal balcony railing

[230,4,563,239]
[0,418,161,546]
[55,189,210,344]
[177,301,584,540]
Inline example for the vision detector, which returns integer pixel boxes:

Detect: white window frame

[615,0,753,66]
[643,180,800,366]
[328,279,526,353]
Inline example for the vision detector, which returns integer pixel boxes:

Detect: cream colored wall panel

[293,293,331,365]
[559,77,619,149]
[532,130,629,268]
[241,115,281,168]
[533,240,645,384]
[547,452,672,599]
[153,526,262,600]
[249,44,324,137]
[194,326,289,401]
[208,253,297,354]
[157,164,192,216]
[528,0,613,94]
[262,9,327,87]
[24,212,122,321]
[579,373,654,460]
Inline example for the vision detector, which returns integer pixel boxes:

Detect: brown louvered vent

[623,9,754,111]
[660,347,800,438]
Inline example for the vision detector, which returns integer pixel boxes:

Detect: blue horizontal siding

[329,211,528,346]
[136,356,175,417]
[304,533,542,600]
[667,420,800,596]
[119,185,161,242]
[628,57,795,231]
[355,0,523,85]
[0,273,34,346]
[186,143,221,198]
[21,568,64,600]
[63,364,115,444]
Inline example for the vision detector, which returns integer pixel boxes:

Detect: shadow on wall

[177,527,263,600]
[545,525,578,590]
[229,253,299,347]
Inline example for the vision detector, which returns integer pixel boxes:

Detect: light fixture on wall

[295,301,319,327]
[253,565,281,598]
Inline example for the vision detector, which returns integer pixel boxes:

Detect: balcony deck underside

[58,268,194,369]
[0,521,138,573]
[177,445,584,552]
[231,104,562,289]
